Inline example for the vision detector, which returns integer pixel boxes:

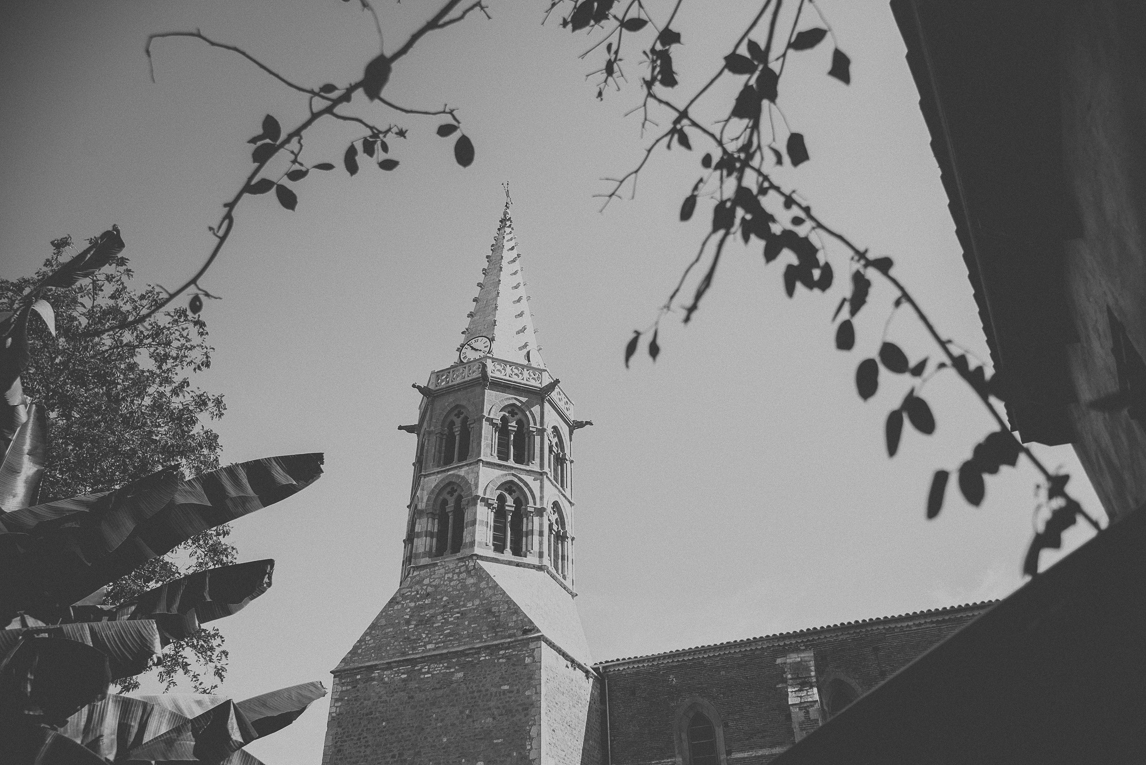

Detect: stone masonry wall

[540,643,603,765]
[600,606,985,765]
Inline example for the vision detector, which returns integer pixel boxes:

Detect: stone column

[777,650,823,742]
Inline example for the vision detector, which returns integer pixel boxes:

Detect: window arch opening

[493,484,526,557]
[449,493,465,554]
[823,678,859,718]
[686,713,720,765]
[549,428,568,490]
[431,485,464,558]
[548,503,568,579]
[440,411,471,466]
[496,407,529,465]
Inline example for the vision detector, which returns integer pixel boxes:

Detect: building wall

[540,643,604,765]
[1059,0,1146,520]
[599,606,985,765]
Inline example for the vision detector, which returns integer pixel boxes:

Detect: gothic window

[431,485,465,558]
[549,503,568,579]
[549,428,568,490]
[686,713,720,765]
[822,678,859,719]
[492,483,526,557]
[496,407,529,465]
[439,410,471,466]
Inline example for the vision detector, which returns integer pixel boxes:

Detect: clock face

[459,335,493,362]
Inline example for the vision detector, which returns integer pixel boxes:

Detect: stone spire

[459,196,545,369]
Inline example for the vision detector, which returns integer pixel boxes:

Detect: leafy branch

[554,0,1100,574]
[96,0,487,336]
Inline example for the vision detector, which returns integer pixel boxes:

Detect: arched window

[496,407,529,465]
[440,411,471,466]
[492,483,526,557]
[822,678,859,719]
[549,503,568,579]
[548,428,568,490]
[431,485,465,558]
[686,713,720,765]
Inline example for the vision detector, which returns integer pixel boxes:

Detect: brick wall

[599,605,985,765]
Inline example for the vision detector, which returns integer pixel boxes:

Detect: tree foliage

[0,236,232,692]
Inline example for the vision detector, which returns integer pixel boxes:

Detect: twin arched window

[432,485,466,557]
[492,483,526,557]
[439,410,471,466]
[548,503,569,579]
[548,428,568,490]
[496,407,529,464]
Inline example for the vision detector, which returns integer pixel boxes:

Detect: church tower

[322,200,603,765]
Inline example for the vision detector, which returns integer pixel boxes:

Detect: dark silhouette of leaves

[377,138,389,154]
[362,138,376,158]
[246,114,280,145]
[701,153,712,169]
[251,142,277,165]
[790,27,828,51]
[624,331,640,368]
[816,261,834,290]
[343,144,359,176]
[829,48,852,84]
[657,28,681,47]
[318,83,338,94]
[570,0,594,31]
[732,85,763,121]
[747,39,765,63]
[246,179,275,195]
[680,194,697,222]
[724,53,757,75]
[362,53,391,101]
[787,133,809,166]
[848,270,870,316]
[655,49,678,87]
[903,393,935,434]
[274,184,297,211]
[879,342,909,373]
[886,408,904,457]
[783,264,798,297]
[856,358,879,400]
[189,295,203,314]
[592,0,614,24]
[648,330,660,361]
[763,235,783,263]
[958,460,985,506]
[454,134,475,167]
[286,168,309,182]
[712,200,735,231]
[437,123,459,137]
[927,470,949,519]
[909,357,928,377]
[871,256,894,274]
[37,227,125,290]
[621,17,647,32]
[378,159,399,171]
[755,67,779,101]
[312,162,335,171]
[972,430,1021,475]
[835,319,855,350]
[675,130,692,150]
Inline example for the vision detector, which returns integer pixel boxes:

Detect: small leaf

[712,200,735,232]
[856,358,879,401]
[312,162,335,171]
[30,300,55,337]
[624,331,640,368]
[362,138,376,158]
[746,39,765,63]
[246,178,276,195]
[251,142,277,165]
[378,159,399,171]
[189,295,203,314]
[828,48,852,84]
[755,67,779,102]
[886,409,904,457]
[849,270,871,317]
[621,17,648,31]
[731,85,763,121]
[675,130,692,150]
[724,53,757,75]
[454,134,475,167]
[903,394,935,434]
[286,168,309,182]
[261,114,281,144]
[648,330,660,361]
[763,235,783,263]
[680,195,697,222]
[783,265,798,297]
[319,83,338,94]
[871,256,894,275]
[437,123,459,137]
[879,342,909,373]
[958,461,985,506]
[909,357,928,377]
[701,153,713,169]
[786,133,809,166]
[344,144,359,176]
[816,261,834,291]
[791,216,806,226]
[657,28,681,47]
[835,319,854,350]
[275,184,298,211]
[362,53,392,101]
[570,0,594,31]
[927,470,949,519]
[790,27,828,51]
[377,138,390,154]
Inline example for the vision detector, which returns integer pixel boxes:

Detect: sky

[0,1,1104,763]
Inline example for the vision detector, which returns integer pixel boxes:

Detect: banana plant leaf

[0,620,160,681]
[0,722,109,765]
[0,636,111,727]
[0,453,323,622]
[68,560,275,644]
[123,681,326,762]
[0,400,47,513]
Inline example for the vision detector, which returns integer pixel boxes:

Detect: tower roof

[459,199,545,369]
